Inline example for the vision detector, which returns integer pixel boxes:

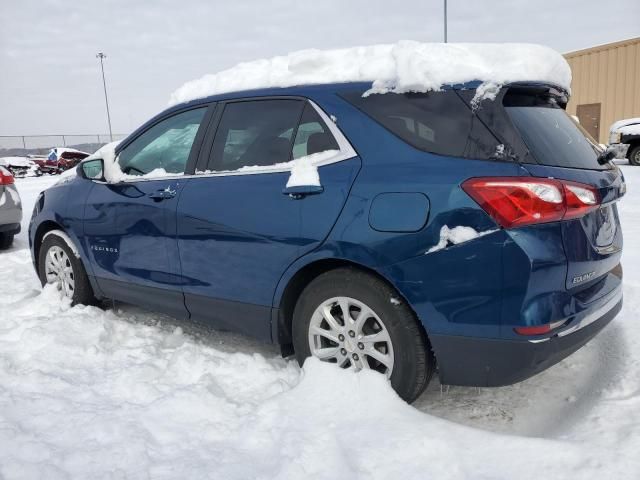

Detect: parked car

[29,80,624,402]
[32,147,90,174]
[0,156,42,178]
[0,166,22,249]
[609,117,640,165]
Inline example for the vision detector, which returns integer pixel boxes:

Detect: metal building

[564,36,640,144]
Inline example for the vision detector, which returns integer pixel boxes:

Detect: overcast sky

[1,0,638,137]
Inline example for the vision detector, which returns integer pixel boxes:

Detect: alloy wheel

[308,296,394,376]
[44,245,75,299]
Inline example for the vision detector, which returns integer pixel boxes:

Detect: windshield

[506,105,607,170]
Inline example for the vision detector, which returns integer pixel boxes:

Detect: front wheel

[628,145,640,166]
[38,232,95,305]
[292,268,434,403]
[0,233,14,250]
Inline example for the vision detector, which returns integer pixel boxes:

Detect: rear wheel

[38,233,95,305]
[292,268,434,403]
[628,145,640,166]
[0,233,14,250]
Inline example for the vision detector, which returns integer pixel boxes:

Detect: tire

[38,232,95,306]
[292,267,434,403]
[0,233,14,250]
[628,145,640,166]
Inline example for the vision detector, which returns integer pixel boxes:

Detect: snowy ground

[1,165,639,479]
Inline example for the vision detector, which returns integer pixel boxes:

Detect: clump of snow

[427,225,498,253]
[170,41,571,106]
[286,151,329,187]
[86,140,121,182]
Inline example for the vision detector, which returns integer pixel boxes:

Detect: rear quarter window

[340,90,502,160]
[506,104,607,171]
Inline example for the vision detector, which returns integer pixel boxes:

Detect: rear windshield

[506,105,606,170]
[341,90,501,160]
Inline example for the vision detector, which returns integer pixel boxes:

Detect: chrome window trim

[115,100,357,183]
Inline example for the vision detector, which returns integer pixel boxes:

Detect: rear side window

[292,104,339,159]
[208,100,304,171]
[341,90,500,160]
[506,104,605,170]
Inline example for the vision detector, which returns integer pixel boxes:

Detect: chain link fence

[0,134,128,157]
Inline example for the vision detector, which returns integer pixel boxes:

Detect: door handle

[282,185,324,200]
[149,188,177,201]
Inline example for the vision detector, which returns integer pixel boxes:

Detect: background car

[32,147,90,174]
[0,156,42,178]
[609,117,640,165]
[0,165,22,249]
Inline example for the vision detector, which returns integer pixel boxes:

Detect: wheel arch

[274,257,433,360]
[33,220,66,272]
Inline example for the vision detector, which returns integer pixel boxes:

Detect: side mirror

[81,158,105,181]
[597,146,617,165]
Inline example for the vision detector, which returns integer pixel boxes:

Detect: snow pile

[3,171,640,478]
[427,225,498,253]
[0,248,639,478]
[170,41,571,106]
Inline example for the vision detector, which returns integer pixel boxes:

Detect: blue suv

[29,81,624,402]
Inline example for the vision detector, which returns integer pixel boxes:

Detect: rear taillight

[462,176,600,228]
[0,166,15,185]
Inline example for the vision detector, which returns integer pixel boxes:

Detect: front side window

[118,107,207,176]
[208,100,305,171]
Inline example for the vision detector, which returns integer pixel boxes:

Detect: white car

[609,118,640,165]
[0,156,42,178]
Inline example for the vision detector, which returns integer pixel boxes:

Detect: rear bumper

[431,287,622,387]
[0,222,21,235]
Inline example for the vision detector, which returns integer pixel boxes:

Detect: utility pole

[444,0,448,43]
[96,52,113,141]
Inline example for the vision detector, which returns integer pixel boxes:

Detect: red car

[33,147,90,174]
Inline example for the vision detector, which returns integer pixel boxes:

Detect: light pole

[444,0,448,43]
[96,52,113,141]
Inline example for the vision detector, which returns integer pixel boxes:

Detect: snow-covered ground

[1,165,639,479]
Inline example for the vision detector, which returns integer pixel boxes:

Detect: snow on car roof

[169,41,572,106]
[50,147,90,156]
[0,156,32,167]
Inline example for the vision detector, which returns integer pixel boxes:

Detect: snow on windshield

[170,41,571,106]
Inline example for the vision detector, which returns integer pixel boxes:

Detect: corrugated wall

[565,37,640,143]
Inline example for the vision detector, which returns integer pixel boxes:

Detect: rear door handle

[149,188,177,201]
[282,185,324,199]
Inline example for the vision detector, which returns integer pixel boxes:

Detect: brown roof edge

[564,36,640,58]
